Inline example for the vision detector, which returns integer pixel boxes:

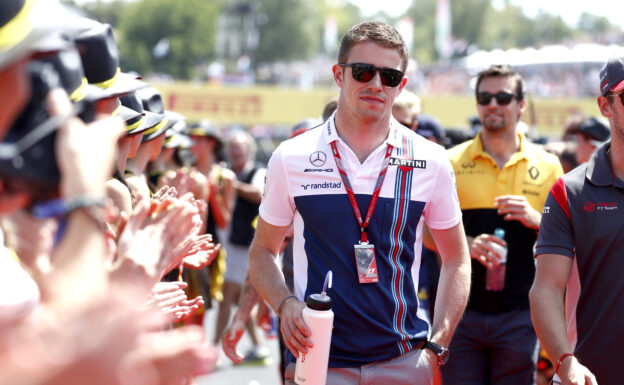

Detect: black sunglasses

[477,91,518,106]
[606,92,624,106]
[339,63,404,87]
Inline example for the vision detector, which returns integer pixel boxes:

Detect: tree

[405,0,437,63]
[254,0,321,65]
[116,0,224,79]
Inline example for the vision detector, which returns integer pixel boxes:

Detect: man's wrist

[277,295,297,317]
[555,353,575,375]
[423,340,450,366]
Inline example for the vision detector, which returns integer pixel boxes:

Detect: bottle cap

[306,293,332,311]
[494,228,505,238]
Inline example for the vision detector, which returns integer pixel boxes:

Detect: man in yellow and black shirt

[441,65,563,385]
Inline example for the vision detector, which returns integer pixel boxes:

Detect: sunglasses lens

[477,92,515,105]
[346,64,403,87]
[351,64,375,83]
[496,93,513,105]
[380,69,403,87]
[477,93,492,106]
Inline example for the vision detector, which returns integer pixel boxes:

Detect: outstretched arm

[221,274,261,363]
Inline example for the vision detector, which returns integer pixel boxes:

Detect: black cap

[0,61,62,185]
[600,53,624,96]
[0,0,78,69]
[416,114,444,141]
[575,117,610,142]
[306,293,332,311]
[120,91,166,136]
[74,22,148,97]
[137,86,165,114]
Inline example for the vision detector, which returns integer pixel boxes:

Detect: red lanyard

[330,140,393,243]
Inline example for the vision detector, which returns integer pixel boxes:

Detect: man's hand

[49,88,124,198]
[494,195,541,230]
[468,234,507,268]
[279,298,312,358]
[1,210,56,275]
[114,194,199,282]
[557,356,597,385]
[182,240,219,270]
[256,301,272,332]
[146,281,203,323]
[122,326,217,382]
[221,318,246,364]
[422,348,440,376]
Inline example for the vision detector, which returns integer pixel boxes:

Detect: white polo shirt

[260,113,461,367]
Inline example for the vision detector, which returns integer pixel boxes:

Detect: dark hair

[322,97,338,121]
[338,21,408,73]
[475,64,525,101]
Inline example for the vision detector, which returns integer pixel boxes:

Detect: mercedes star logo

[309,151,327,167]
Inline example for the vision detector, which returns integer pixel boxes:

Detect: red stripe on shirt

[550,177,571,219]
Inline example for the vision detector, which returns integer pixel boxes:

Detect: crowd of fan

[0,1,276,384]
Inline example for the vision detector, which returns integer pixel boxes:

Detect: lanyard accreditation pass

[330,140,393,283]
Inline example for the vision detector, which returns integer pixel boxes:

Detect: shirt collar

[585,142,624,187]
[468,131,532,165]
[324,111,403,149]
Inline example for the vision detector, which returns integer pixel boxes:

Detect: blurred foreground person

[0,3,216,384]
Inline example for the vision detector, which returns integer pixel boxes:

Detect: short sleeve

[535,178,575,258]
[258,146,295,227]
[251,167,266,193]
[425,155,462,229]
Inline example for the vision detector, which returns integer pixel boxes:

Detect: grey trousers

[284,348,434,385]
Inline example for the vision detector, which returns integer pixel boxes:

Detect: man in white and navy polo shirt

[248,21,471,385]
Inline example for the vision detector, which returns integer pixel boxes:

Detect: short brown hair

[338,21,408,73]
[475,64,525,101]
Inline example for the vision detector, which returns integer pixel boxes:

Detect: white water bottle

[295,271,334,385]
[486,228,507,291]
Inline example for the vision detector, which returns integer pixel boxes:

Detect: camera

[0,61,62,201]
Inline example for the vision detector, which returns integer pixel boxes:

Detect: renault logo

[310,151,327,167]
[528,166,540,180]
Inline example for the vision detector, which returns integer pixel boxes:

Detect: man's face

[95,97,119,116]
[127,132,144,158]
[190,136,212,158]
[149,133,166,161]
[333,42,406,124]
[227,138,249,172]
[0,59,30,137]
[392,105,413,130]
[477,76,525,134]
[575,133,595,164]
[599,94,623,143]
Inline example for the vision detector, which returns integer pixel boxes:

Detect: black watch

[424,341,450,366]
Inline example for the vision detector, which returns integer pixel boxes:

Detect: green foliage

[312,0,362,57]
[65,0,623,77]
[116,0,223,79]
[451,0,491,49]
[254,0,321,64]
[578,13,617,35]
[405,0,437,63]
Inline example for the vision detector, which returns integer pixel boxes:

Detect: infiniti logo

[309,151,327,167]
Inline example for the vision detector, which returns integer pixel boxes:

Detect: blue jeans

[441,308,538,385]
